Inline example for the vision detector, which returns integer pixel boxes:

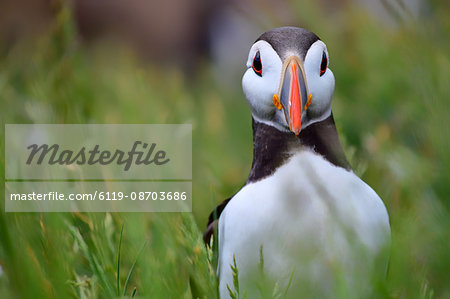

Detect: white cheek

[306,68,335,116]
[304,41,335,119]
[242,63,282,118]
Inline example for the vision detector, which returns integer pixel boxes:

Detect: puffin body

[206,27,390,298]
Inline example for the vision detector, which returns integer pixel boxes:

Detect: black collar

[247,114,351,183]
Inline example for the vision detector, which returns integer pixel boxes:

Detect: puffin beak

[274,56,310,136]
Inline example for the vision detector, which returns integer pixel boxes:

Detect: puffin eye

[252,51,262,76]
[320,51,327,76]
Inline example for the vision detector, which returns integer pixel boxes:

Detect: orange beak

[289,62,302,135]
[275,56,309,136]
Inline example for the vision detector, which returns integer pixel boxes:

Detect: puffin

[204,27,390,298]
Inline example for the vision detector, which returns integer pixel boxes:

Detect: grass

[1,1,449,298]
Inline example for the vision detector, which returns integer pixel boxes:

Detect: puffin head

[242,27,335,136]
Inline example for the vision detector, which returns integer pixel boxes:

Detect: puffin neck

[246,115,351,183]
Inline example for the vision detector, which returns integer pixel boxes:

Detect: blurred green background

[0,0,449,298]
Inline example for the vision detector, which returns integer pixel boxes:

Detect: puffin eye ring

[320,51,327,76]
[252,51,262,76]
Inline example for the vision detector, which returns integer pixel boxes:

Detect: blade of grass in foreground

[123,240,148,296]
[117,222,124,296]
[68,224,116,296]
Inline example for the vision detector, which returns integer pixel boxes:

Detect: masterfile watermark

[26,141,170,171]
[5,124,192,212]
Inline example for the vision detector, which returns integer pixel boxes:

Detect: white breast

[218,150,390,298]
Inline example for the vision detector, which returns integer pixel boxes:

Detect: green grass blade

[117,222,125,296]
[123,240,148,296]
[67,224,115,296]
[130,287,137,298]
